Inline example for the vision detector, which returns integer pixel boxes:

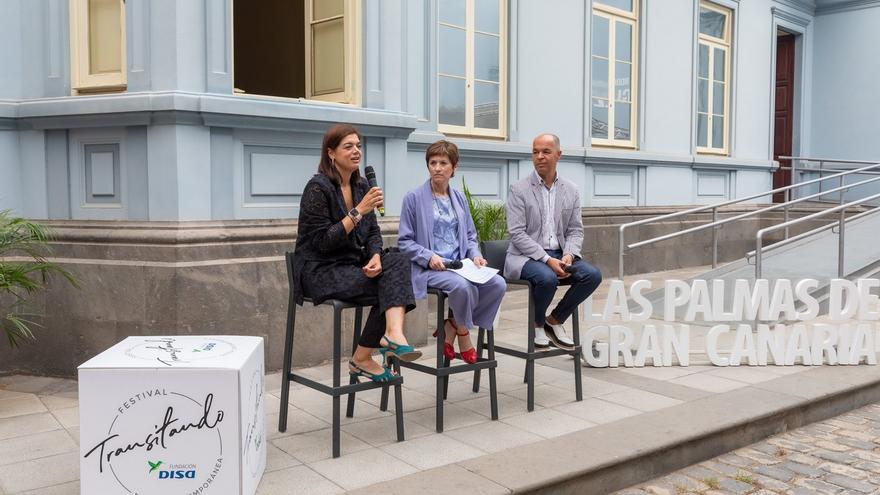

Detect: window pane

[713,81,725,116]
[698,44,709,78]
[594,0,633,12]
[439,76,466,126]
[614,102,631,140]
[475,0,500,34]
[591,57,608,99]
[699,7,726,39]
[713,47,726,81]
[697,113,708,147]
[474,82,500,129]
[475,33,500,82]
[439,25,466,77]
[312,19,344,95]
[712,116,724,149]
[592,15,609,59]
[88,0,123,74]
[439,0,466,26]
[615,22,632,63]
[313,0,343,21]
[614,62,631,102]
[592,98,609,139]
[698,79,708,113]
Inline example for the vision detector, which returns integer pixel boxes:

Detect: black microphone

[443,259,463,269]
[363,165,385,217]
[563,264,577,274]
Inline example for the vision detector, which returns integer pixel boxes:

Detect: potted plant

[461,179,508,271]
[0,210,78,347]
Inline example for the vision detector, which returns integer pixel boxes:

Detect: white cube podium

[78,336,266,495]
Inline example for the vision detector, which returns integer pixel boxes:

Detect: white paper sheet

[449,258,499,284]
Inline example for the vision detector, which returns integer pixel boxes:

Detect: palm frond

[461,178,507,242]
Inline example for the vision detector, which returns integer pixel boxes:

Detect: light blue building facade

[0,0,878,221]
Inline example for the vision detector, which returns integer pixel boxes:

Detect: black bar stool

[392,287,498,433]
[278,252,405,458]
[477,240,583,412]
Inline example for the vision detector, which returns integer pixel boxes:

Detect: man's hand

[473,256,488,268]
[362,253,383,278]
[428,254,446,271]
[546,257,570,278]
[561,254,574,267]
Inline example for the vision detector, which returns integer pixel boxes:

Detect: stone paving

[614,402,880,495]
[0,265,878,494]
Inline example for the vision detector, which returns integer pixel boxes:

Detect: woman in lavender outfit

[398,140,506,363]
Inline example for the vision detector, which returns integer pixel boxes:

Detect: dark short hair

[318,124,361,186]
[425,140,460,167]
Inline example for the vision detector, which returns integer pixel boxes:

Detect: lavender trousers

[424,270,506,330]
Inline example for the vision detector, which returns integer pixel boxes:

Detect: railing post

[839,175,845,206]
[618,226,625,280]
[755,234,763,280]
[711,207,718,268]
[783,189,790,239]
[839,206,846,278]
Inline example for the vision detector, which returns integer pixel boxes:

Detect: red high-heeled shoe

[432,319,457,361]
[456,329,478,364]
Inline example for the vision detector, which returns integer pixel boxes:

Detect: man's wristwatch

[347,208,362,225]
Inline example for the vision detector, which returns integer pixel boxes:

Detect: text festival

[583,279,879,368]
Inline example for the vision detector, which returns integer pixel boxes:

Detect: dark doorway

[233,0,306,98]
[773,33,796,202]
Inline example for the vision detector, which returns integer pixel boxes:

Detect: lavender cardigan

[398,181,481,299]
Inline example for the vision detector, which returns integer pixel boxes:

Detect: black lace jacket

[292,173,383,305]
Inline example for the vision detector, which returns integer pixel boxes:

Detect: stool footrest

[398,358,497,377]
[494,344,581,360]
[290,372,402,397]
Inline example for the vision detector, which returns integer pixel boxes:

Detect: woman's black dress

[292,173,415,348]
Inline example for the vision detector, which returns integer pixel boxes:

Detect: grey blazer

[504,172,584,279]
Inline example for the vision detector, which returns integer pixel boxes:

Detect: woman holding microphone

[293,124,421,382]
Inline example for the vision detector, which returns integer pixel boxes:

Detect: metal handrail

[745,207,880,260]
[617,157,880,278]
[627,174,880,249]
[755,192,880,279]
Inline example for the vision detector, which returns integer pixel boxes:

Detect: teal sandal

[379,336,423,365]
[348,360,396,383]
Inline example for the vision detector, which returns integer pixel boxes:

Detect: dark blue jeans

[519,249,603,326]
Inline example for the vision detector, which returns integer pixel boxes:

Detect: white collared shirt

[536,171,560,252]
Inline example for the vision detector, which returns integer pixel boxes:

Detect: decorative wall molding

[771,6,813,27]
[815,0,880,15]
[773,0,817,16]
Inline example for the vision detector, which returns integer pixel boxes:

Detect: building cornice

[773,0,817,16]
[5,92,419,138]
[815,0,880,15]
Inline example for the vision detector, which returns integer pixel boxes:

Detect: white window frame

[696,1,732,155]
[69,0,127,93]
[437,0,508,139]
[591,1,638,149]
[304,0,361,105]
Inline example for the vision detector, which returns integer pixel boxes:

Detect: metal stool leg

[346,307,364,417]
[393,359,405,441]
[435,293,446,433]
[488,329,498,420]
[472,327,485,393]
[279,301,296,432]
[526,287,536,412]
[572,304,583,402]
[332,305,342,458]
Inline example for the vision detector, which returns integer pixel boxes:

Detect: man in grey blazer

[504,133,602,350]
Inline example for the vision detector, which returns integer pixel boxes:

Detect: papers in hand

[448,258,499,284]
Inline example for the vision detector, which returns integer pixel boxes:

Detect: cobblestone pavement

[616,402,880,495]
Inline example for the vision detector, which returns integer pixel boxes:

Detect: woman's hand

[473,256,488,268]
[362,253,382,278]
[356,187,384,216]
[428,254,446,271]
